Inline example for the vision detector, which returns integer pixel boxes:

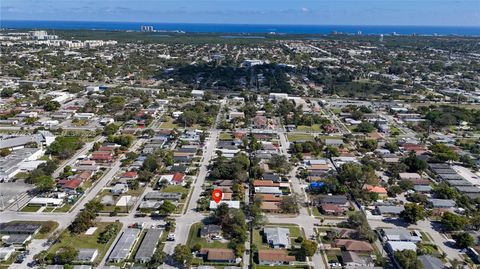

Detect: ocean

[1,20,480,36]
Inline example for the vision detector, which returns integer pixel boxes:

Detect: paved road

[163,99,225,255]
[267,131,326,269]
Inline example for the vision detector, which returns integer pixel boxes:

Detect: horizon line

[2,19,480,28]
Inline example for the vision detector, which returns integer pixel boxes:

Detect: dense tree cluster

[47,137,85,159]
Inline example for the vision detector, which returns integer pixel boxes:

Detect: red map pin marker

[212,189,223,204]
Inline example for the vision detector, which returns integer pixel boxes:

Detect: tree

[402,151,427,172]
[55,245,78,264]
[35,175,55,193]
[44,101,61,111]
[102,123,119,136]
[268,155,291,174]
[393,250,422,269]
[249,197,265,227]
[279,195,299,214]
[98,223,119,244]
[159,200,176,215]
[142,154,159,173]
[433,182,457,199]
[0,87,15,97]
[173,244,192,267]
[148,250,166,268]
[453,232,474,249]
[441,212,468,231]
[355,122,376,133]
[300,240,317,257]
[0,148,11,157]
[359,139,378,152]
[384,142,399,153]
[400,203,427,224]
[85,199,104,213]
[430,143,459,162]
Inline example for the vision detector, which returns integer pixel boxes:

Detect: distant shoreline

[2,20,480,36]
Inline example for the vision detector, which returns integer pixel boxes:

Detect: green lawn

[252,229,270,250]
[48,222,122,264]
[160,118,178,129]
[253,264,310,269]
[287,133,314,142]
[162,185,189,194]
[219,132,233,141]
[255,225,305,248]
[53,204,72,213]
[20,205,41,212]
[297,124,322,132]
[421,232,432,243]
[187,222,229,249]
[325,249,341,263]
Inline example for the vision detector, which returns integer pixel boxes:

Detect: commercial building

[108,228,140,262]
[135,229,162,263]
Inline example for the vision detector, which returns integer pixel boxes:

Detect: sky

[1,0,480,26]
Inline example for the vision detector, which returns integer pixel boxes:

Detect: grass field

[160,118,179,129]
[187,222,229,249]
[48,222,122,264]
[20,205,41,212]
[287,133,314,142]
[297,124,322,132]
[162,185,189,194]
[254,224,305,248]
[219,132,233,140]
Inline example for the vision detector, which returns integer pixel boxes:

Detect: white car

[167,233,176,241]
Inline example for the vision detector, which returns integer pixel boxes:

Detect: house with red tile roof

[58,179,83,192]
[334,239,374,253]
[363,184,388,198]
[171,172,185,186]
[91,151,114,163]
[119,171,138,180]
[320,204,346,216]
[74,171,92,182]
[258,249,295,265]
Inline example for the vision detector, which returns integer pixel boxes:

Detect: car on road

[167,233,175,241]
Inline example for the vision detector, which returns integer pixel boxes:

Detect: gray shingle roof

[108,228,140,261]
[135,229,162,262]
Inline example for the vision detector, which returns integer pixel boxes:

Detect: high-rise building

[141,25,154,32]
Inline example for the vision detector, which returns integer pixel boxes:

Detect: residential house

[427,199,456,209]
[258,249,295,265]
[317,195,349,208]
[200,225,222,238]
[253,115,268,129]
[76,248,98,263]
[200,248,237,263]
[418,255,446,269]
[380,228,422,243]
[111,183,129,195]
[263,227,290,249]
[260,202,281,213]
[341,251,374,268]
[363,184,388,198]
[334,239,374,253]
[320,204,345,216]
